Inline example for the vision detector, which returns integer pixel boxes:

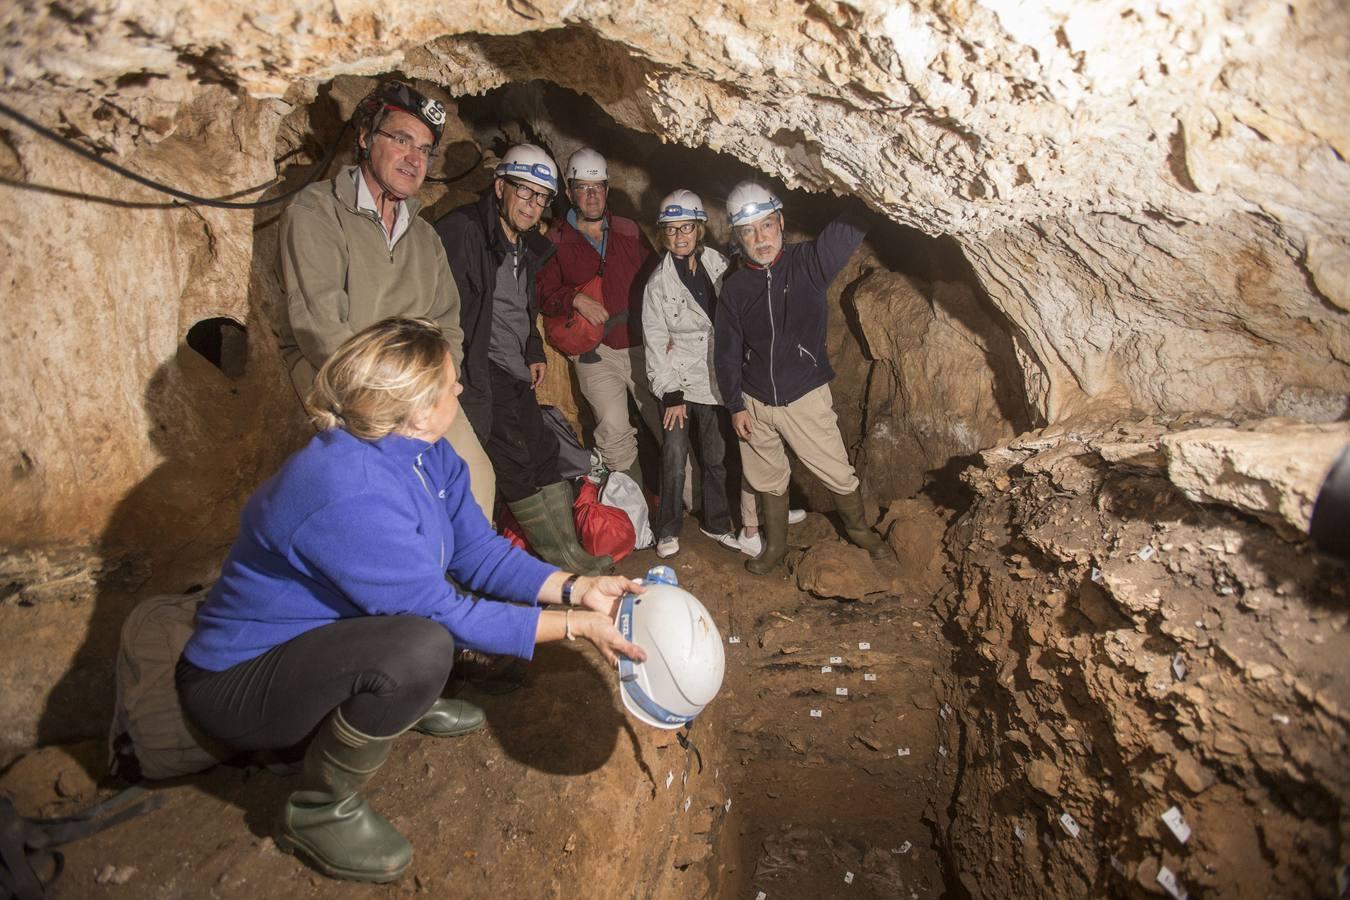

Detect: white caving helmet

[566,147,608,183]
[726,181,783,228]
[495,144,559,194]
[657,189,708,224]
[616,566,726,730]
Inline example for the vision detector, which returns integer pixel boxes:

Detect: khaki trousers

[290,355,496,522]
[739,385,860,497]
[574,343,662,472]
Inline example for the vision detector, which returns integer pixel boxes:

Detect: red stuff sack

[573,480,636,562]
[497,505,530,552]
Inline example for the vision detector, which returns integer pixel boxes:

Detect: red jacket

[537,213,655,350]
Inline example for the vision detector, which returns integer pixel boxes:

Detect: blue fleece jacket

[183,428,556,671]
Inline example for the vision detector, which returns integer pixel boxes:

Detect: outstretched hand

[578,612,647,667]
[573,575,644,618]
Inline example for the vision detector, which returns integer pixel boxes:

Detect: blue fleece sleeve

[434,443,558,602]
[803,211,868,291]
[290,491,542,659]
[714,285,748,414]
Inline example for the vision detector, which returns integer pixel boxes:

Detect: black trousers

[176,615,454,747]
[655,401,733,540]
[479,364,563,504]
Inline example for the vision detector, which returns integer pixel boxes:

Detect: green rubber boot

[834,488,890,560]
[411,698,486,738]
[508,482,613,575]
[746,491,789,575]
[276,710,412,883]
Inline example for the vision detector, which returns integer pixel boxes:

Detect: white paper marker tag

[830,656,844,664]
[810,709,822,718]
[756,893,767,900]
[682,772,688,786]
[938,745,948,757]
[897,747,911,757]
[821,665,833,673]
[1091,567,1104,583]
[864,673,877,682]
[1161,806,1191,844]
[897,840,912,854]
[1156,865,1187,899]
[683,797,691,812]
[1139,545,1156,561]
[858,642,871,651]
[844,871,854,885]
[724,798,732,812]
[665,771,673,789]
[836,687,849,696]
[1013,824,1026,842]
[1171,654,1187,681]
[1058,812,1080,839]
[728,636,741,644]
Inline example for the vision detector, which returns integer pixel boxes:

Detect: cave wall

[2,0,1345,551]
[937,419,1350,897]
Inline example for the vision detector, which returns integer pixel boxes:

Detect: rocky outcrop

[937,421,1349,897]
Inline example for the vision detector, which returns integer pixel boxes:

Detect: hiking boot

[507,482,612,575]
[277,710,411,883]
[746,492,789,575]
[834,489,890,560]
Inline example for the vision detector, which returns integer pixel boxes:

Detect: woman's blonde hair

[305,317,452,440]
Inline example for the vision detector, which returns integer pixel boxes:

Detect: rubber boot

[507,483,613,575]
[746,491,789,575]
[411,698,486,738]
[276,709,412,883]
[834,488,890,560]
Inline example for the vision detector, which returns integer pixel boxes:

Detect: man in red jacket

[537,148,661,486]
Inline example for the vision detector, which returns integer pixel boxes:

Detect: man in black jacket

[435,144,609,574]
[714,182,888,574]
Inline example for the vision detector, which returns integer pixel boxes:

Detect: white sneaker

[655,537,680,558]
[788,508,806,525]
[736,529,763,557]
[699,527,742,552]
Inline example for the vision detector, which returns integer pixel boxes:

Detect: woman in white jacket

[642,190,802,558]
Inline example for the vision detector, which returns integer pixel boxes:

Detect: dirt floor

[0,511,955,900]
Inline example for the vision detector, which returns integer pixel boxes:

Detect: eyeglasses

[508,179,554,207]
[375,129,437,161]
[662,222,698,236]
[571,182,608,196]
[733,214,781,242]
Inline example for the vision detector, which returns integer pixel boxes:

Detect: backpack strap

[0,787,164,900]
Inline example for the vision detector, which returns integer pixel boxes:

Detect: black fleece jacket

[714,213,867,412]
[434,188,555,441]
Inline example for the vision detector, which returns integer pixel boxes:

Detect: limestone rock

[1025,759,1061,797]
[795,542,888,601]
[1161,420,1350,536]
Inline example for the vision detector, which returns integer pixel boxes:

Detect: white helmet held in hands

[495,144,559,194]
[616,566,726,729]
[566,147,608,183]
[657,189,708,224]
[727,181,783,227]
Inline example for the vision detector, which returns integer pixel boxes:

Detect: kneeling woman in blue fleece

[176,317,645,884]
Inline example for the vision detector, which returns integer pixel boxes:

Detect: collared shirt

[566,208,608,256]
[354,168,411,249]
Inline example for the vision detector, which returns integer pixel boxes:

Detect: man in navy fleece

[713,182,889,574]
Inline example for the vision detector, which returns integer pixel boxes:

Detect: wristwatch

[560,573,581,607]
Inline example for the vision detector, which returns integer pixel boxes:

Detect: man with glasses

[276,81,496,520]
[537,148,660,489]
[713,181,890,574]
[434,144,611,574]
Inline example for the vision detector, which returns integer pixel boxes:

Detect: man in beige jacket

[275,81,494,518]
